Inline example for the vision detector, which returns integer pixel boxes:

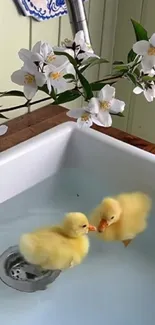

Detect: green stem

[77,88,85,99]
[94,74,124,84]
[0,96,51,113]
[0,73,124,115]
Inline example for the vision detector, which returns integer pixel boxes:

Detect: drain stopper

[0,246,61,293]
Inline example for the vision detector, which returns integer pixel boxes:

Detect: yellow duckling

[90,192,152,247]
[19,212,96,270]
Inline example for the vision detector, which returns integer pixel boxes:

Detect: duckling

[90,192,152,247]
[19,212,96,270]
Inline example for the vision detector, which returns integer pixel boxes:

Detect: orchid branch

[0,96,51,113]
[0,20,155,131]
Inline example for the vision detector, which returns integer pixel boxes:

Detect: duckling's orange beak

[98,219,108,232]
[88,224,96,231]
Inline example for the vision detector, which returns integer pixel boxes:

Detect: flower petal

[74,31,85,46]
[87,97,99,114]
[62,38,73,48]
[148,69,155,77]
[98,85,115,102]
[149,33,155,47]
[51,78,67,93]
[133,40,149,55]
[110,98,125,113]
[91,116,105,127]
[97,110,112,127]
[35,71,46,87]
[144,89,154,102]
[54,56,66,68]
[151,85,155,97]
[18,49,32,62]
[24,84,37,99]
[64,48,75,58]
[133,86,144,94]
[46,79,52,94]
[67,107,85,119]
[82,42,94,54]
[22,60,38,75]
[32,41,42,54]
[41,42,52,59]
[11,70,26,85]
[32,41,48,62]
[0,125,8,136]
[141,55,155,73]
[77,117,93,128]
[31,53,43,62]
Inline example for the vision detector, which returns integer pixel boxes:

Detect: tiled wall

[1,0,155,142]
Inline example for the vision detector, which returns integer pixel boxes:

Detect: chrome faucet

[65,0,91,44]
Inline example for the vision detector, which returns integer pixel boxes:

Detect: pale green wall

[112,0,155,142]
[1,0,155,142]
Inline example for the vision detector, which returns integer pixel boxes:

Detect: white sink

[0,122,155,325]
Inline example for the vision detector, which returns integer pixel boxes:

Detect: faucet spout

[65,0,91,44]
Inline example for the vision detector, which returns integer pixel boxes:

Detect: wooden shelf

[1,105,155,154]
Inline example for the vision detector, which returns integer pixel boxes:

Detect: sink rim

[0,121,155,166]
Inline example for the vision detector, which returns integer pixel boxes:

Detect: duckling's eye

[82,224,87,228]
[111,216,114,220]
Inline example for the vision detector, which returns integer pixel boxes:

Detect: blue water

[0,168,154,325]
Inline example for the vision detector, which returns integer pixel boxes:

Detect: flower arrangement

[1,19,155,130]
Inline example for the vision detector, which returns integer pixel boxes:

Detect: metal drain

[0,246,61,293]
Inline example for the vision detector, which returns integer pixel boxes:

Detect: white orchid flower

[11,60,46,99]
[45,65,67,94]
[67,87,125,128]
[53,46,75,76]
[62,30,98,61]
[67,107,93,128]
[133,34,155,73]
[133,82,155,102]
[92,85,125,127]
[19,42,56,66]
[0,125,8,136]
[19,42,74,79]
[66,97,99,128]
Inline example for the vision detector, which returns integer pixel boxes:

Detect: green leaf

[54,50,77,67]
[113,63,129,72]
[128,20,148,63]
[75,67,93,100]
[127,49,136,63]
[113,61,124,65]
[142,75,155,81]
[127,72,137,85]
[39,84,57,100]
[131,19,148,41]
[0,90,25,98]
[79,64,90,74]
[136,82,143,89]
[0,113,8,119]
[134,67,141,78]
[38,84,49,95]
[52,89,81,105]
[90,81,115,91]
[63,73,75,80]
[78,57,109,74]
[82,57,109,67]
[51,87,57,101]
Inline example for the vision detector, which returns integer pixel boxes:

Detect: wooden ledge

[0,104,155,154]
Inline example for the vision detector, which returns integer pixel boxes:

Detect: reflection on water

[0,168,154,325]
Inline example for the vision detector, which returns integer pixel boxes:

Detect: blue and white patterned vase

[16,0,87,21]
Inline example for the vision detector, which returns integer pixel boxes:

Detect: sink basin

[0,121,155,325]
